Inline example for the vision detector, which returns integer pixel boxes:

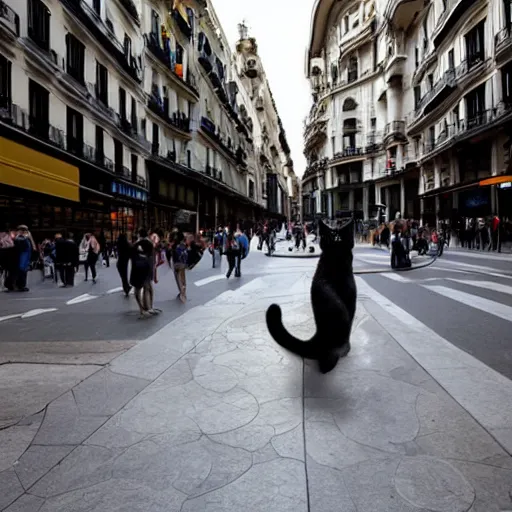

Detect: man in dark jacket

[56,232,79,287]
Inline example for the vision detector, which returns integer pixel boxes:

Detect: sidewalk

[1,268,512,511]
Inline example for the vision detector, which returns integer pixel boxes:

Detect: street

[1,242,512,511]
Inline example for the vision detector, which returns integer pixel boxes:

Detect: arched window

[348,56,358,83]
[342,98,358,111]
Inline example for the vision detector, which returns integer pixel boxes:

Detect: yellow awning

[479,175,512,187]
[0,136,79,202]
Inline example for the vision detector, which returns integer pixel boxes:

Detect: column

[384,188,391,222]
[196,188,200,232]
[363,186,369,220]
[375,184,382,204]
[214,195,219,227]
[420,198,424,226]
[400,177,405,218]
[348,189,355,211]
[435,195,440,228]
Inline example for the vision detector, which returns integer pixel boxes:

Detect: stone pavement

[1,266,512,511]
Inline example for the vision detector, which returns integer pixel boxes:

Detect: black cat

[266,218,357,374]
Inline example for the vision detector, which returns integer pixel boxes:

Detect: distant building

[302,0,512,225]
[0,0,297,239]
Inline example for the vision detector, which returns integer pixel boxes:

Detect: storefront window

[178,185,185,203]
[169,183,176,200]
[186,188,195,207]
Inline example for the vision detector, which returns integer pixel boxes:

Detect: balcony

[144,34,199,101]
[331,147,364,165]
[0,0,20,37]
[495,26,512,65]
[198,33,213,73]
[433,0,474,48]
[115,164,131,180]
[420,68,456,116]
[383,120,406,146]
[384,0,423,30]
[117,0,139,25]
[147,96,191,136]
[200,116,238,163]
[61,0,141,83]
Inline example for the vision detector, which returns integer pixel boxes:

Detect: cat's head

[318,218,354,252]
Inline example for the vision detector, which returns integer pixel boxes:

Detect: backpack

[0,232,14,249]
[173,243,188,268]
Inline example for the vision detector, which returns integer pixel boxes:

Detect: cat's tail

[266,304,319,360]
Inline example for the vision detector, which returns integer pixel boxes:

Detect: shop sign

[174,209,191,224]
[111,182,148,202]
[499,182,512,189]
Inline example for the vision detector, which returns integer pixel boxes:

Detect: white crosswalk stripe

[436,260,512,279]
[446,279,512,296]
[66,293,98,305]
[380,273,411,283]
[422,285,512,322]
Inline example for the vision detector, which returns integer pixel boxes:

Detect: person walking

[116,233,132,297]
[56,232,79,287]
[130,229,158,318]
[171,231,189,303]
[0,230,17,291]
[13,225,35,292]
[82,233,100,283]
[225,232,240,279]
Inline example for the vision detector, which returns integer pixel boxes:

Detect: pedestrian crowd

[0,223,260,318]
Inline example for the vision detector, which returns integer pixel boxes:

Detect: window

[96,61,108,105]
[206,147,210,166]
[114,139,123,171]
[66,107,83,156]
[506,0,512,26]
[347,56,358,83]
[66,33,85,83]
[429,126,435,147]
[503,64,512,104]
[415,47,419,68]
[370,117,376,130]
[465,84,486,123]
[152,123,159,151]
[453,105,460,129]
[95,126,104,161]
[119,87,127,120]
[465,21,485,67]
[93,0,100,16]
[427,74,434,89]
[187,149,191,168]
[123,34,132,60]
[28,0,50,51]
[29,79,49,138]
[248,179,255,199]
[151,10,160,37]
[344,15,349,33]
[131,97,137,133]
[448,49,455,70]
[414,86,421,108]
[0,54,12,112]
[331,136,336,155]
[131,154,138,179]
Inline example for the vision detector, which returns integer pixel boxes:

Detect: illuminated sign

[111,182,148,202]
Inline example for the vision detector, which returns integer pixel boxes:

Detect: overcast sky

[211,0,312,178]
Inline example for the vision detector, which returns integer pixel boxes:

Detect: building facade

[0,0,296,241]
[302,0,512,226]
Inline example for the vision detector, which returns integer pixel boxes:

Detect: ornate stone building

[0,0,296,239]
[302,0,512,225]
